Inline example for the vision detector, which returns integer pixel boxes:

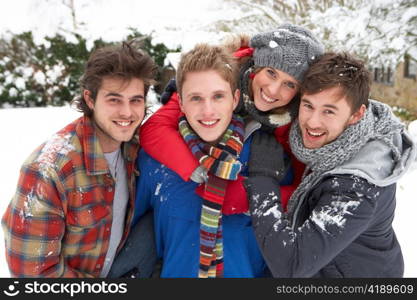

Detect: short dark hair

[301,52,371,112]
[72,41,157,116]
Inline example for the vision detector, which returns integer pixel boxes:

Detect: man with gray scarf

[244,52,416,277]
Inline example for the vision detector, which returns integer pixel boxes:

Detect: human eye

[190,95,202,101]
[324,109,335,115]
[108,98,120,104]
[285,81,297,89]
[131,97,144,104]
[214,93,224,100]
[266,68,276,78]
[302,102,313,110]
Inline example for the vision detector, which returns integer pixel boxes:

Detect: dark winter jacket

[245,102,416,278]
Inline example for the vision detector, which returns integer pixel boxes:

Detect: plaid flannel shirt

[2,116,140,277]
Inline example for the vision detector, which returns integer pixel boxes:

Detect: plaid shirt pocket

[66,204,111,253]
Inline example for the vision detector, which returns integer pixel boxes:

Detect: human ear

[178,94,185,113]
[232,89,240,110]
[84,90,94,110]
[348,104,366,125]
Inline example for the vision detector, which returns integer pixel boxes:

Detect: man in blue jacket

[245,52,416,277]
[134,43,267,277]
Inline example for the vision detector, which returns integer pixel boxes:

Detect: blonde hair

[176,43,238,97]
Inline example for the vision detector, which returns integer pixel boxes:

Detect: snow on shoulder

[35,133,75,178]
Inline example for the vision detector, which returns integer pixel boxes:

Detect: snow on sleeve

[18,181,61,229]
[262,192,281,215]
[310,194,361,233]
[155,183,162,196]
[251,189,283,226]
[331,178,340,188]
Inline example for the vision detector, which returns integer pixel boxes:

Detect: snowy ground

[0,105,416,277]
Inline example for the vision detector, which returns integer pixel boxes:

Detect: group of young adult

[2,23,415,278]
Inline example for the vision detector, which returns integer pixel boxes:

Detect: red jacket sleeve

[140,93,199,181]
[222,176,249,214]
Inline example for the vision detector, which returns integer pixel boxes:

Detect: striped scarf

[179,114,245,278]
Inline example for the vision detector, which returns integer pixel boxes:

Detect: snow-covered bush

[0,32,90,107]
[0,30,179,108]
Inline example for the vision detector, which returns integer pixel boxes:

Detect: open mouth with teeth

[198,119,220,128]
[306,128,325,138]
[114,120,134,127]
[261,90,278,103]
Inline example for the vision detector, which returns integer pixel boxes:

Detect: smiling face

[85,76,145,152]
[179,70,239,143]
[251,67,299,112]
[298,86,365,149]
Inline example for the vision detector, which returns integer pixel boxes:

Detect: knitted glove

[248,130,288,183]
[160,78,177,105]
[245,131,287,237]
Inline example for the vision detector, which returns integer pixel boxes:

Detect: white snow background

[0,0,416,278]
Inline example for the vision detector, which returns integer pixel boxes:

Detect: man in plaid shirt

[2,41,158,277]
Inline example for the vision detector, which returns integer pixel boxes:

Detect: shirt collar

[77,116,139,176]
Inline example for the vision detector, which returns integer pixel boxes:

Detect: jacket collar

[244,119,261,141]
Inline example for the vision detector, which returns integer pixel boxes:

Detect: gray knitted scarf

[236,59,298,130]
[286,100,404,226]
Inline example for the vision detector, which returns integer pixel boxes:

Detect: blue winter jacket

[134,136,292,278]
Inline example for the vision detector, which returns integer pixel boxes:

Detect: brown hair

[221,33,251,67]
[72,40,157,116]
[301,52,371,112]
[176,43,238,97]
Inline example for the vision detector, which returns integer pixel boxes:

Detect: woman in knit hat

[139,23,324,215]
[232,23,323,130]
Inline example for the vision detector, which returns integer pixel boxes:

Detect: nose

[201,99,215,117]
[306,110,322,129]
[265,80,282,98]
[119,101,132,118]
